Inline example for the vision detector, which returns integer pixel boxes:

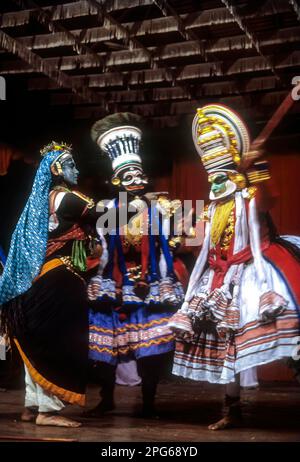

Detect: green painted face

[210,173,228,197]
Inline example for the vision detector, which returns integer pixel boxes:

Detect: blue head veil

[0,149,66,305]
[0,247,6,266]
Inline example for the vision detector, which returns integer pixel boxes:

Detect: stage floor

[0,382,299,442]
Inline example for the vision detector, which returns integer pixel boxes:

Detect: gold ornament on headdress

[40,141,73,176]
[40,141,72,157]
[196,109,241,167]
[192,105,251,178]
[228,172,247,190]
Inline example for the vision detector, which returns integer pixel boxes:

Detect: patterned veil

[0,149,65,305]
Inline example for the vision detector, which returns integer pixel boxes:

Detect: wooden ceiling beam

[0,28,104,104]
[0,1,292,30]
[0,0,154,28]
[14,26,300,60]
[28,68,172,90]
[220,0,281,81]
[49,86,191,105]
[70,89,298,121]
[2,46,299,78]
[152,0,206,60]
[289,0,300,22]
[86,0,155,68]
[10,0,106,70]
[27,74,282,96]
[48,86,290,107]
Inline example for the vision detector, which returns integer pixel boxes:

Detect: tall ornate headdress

[91,113,143,181]
[192,104,250,175]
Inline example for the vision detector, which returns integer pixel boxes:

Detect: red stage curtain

[0,144,26,176]
[0,145,13,176]
[269,153,300,235]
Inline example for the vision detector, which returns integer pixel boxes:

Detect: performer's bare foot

[208,415,242,431]
[36,413,82,427]
[82,401,115,418]
[21,407,38,422]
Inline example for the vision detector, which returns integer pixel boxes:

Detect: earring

[111,176,121,186]
[51,162,62,176]
[56,162,63,175]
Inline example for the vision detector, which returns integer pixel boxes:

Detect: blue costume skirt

[89,304,175,366]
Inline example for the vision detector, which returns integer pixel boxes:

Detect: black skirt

[13,265,88,405]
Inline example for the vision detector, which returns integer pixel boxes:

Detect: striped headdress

[192,104,250,174]
[91,113,143,178]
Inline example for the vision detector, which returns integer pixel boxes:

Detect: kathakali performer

[87,113,188,418]
[169,104,300,430]
[0,142,102,427]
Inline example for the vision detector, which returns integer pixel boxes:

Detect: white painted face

[208,172,237,201]
[120,167,148,192]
